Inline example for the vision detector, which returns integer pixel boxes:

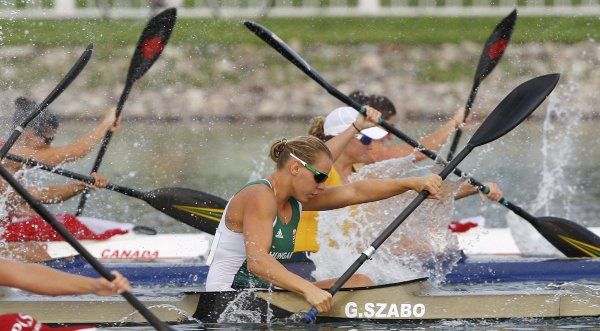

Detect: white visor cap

[323,107,388,139]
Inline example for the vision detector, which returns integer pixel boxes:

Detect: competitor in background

[205,135,442,313]
[0,97,120,262]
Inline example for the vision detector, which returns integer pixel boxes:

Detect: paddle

[303,74,560,323]
[5,152,225,234]
[446,9,517,161]
[0,44,93,159]
[0,165,175,330]
[75,8,177,216]
[244,21,600,258]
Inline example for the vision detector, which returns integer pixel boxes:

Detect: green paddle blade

[144,187,225,235]
[468,73,560,148]
[534,217,600,257]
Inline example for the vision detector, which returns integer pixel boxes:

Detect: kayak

[45,255,600,286]
[33,215,600,259]
[41,226,600,261]
[4,277,599,324]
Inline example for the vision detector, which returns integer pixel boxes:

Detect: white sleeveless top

[205,179,303,291]
[205,199,246,291]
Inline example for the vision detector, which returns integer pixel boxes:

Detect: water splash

[118,304,200,324]
[549,280,600,308]
[217,289,271,323]
[312,155,462,285]
[508,82,582,256]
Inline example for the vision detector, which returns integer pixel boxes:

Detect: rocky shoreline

[0,41,597,123]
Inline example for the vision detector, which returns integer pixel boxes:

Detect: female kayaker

[205,135,442,313]
[5,96,120,167]
[0,97,118,261]
[349,90,477,162]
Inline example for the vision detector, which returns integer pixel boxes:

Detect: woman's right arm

[303,174,442,211]
[367,109,471,163]
[324,107,382,161]
[241,189,333,313]
[20,108,119,166]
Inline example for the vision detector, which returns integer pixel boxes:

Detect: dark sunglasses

[38,134,55,144]
[289,152,329,184]
[355,134,372,146]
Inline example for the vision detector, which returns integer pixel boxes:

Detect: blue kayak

[43,255,600,286]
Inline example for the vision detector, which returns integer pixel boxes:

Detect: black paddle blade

[533,217,600,258]
[144,187,225,234]
[473,9,517,85]
[128,8,176,83]
[468,73,560,147]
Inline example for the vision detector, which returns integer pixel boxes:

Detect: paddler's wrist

[74,182,88,193]
[298,280,317,296]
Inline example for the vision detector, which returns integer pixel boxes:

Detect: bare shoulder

[225,184,276,232]
[235,184,277,210]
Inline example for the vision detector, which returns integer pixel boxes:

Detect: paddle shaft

[75,83,133,215]
[244,21,539,228]
[8,151,541,232]
[5,152,146,200]
[0,44,93,159]
[305,147,472,322]
[302,73,542,229]
[446,84,478,160]
[0,163,172,331]
[380,117,541,227]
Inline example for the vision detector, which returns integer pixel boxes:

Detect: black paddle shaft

[75,84,132,216]
[5,152,225,234]
[0,44,93,159]
[329,147,471,294]
[244,21,572,240]
[305,74,561,322]
[5,152,144,198]
[0,164,174,331]
[446,86,477,160]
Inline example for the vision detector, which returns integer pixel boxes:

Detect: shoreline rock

[0,42,597,124]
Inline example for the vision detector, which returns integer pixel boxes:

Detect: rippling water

[4,111,599,329]
[16,116,597,233]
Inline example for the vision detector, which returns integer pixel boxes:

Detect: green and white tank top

[205,179,302,291]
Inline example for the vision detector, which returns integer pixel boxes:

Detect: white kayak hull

[44,232,213,262]
[40,226,600,262]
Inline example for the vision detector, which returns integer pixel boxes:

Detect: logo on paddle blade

[173,204,223,222]
[559,235,600,257]
[487,39,508,60]
[140,36,165,59]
